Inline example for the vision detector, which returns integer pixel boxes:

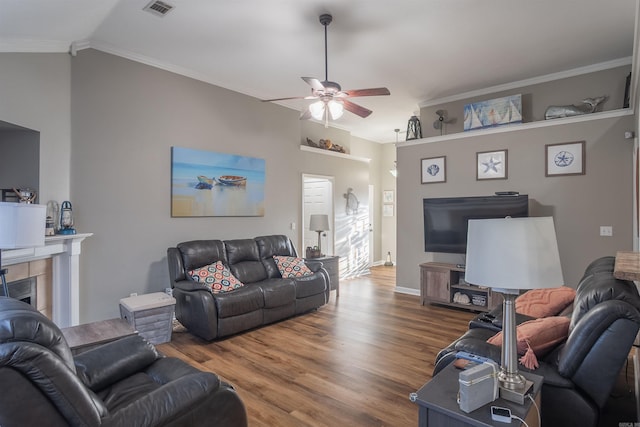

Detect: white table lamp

[309,214,330,257]
[0,202,47,298]
[465,216,564,404]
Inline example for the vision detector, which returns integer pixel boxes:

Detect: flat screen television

[423,195,529,254]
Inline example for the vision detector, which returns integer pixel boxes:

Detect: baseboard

[395,286,420,296]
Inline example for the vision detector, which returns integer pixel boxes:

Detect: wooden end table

[308,255,340,297]
[61,318,137,355]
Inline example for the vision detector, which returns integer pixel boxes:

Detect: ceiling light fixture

[310,98,344,124]
[390,128,400,177]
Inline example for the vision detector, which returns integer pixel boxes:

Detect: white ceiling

[0,0,636,143]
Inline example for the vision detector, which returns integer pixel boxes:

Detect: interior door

[302,175,334,256]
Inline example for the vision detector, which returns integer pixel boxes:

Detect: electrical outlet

[129,292,137,297]
[165,287,173,296]
[290,222,296,230]
[600,226,613,237]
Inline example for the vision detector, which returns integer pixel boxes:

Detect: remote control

[455,351,492,365]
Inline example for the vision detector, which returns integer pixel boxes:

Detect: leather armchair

[0,297,247,427]
[432,257,640,427]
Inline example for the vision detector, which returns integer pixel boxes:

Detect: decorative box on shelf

[119,292,176,345]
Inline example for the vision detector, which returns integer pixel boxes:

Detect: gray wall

[70,49,384,322]
[396,114,634,291]
[0,53,71,203]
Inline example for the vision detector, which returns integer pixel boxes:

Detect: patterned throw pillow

[273,256,312,278]
[515,286,576,318]
[188,261,244,294]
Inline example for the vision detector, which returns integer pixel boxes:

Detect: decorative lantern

[58,201,76,235]
[406,115,422,140]
[46,200,59,233]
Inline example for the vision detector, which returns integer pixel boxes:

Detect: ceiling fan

[262,14,390,126]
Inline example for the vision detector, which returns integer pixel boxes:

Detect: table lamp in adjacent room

[465,216,564,404]
[309,214,330,257]
[0,202,47,298]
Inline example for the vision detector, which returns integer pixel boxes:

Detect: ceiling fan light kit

[262,13,390,127]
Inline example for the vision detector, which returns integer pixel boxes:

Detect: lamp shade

[309,214,330,232]
[465,216,564,291]
[0,202,46,249]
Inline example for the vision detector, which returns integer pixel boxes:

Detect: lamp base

[499,378,534,405]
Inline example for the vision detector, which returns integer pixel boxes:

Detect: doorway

[302,174,334,257]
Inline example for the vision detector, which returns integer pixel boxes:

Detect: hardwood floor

[157,266,475,426]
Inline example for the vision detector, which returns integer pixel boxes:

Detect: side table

[412,363,542,427]
[308,255,340,297]
[61,318,137,355]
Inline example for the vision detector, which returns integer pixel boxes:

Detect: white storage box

[119,292,176,345]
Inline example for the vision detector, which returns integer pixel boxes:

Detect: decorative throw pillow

[515,287,576,318]
[273,256,312,278]
[188,261,244,294]
[487,316,570,369]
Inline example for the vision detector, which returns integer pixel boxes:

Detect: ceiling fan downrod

[319,14,332,83]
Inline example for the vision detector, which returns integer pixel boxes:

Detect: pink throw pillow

[487,316,570,369]
[515,287,576,318]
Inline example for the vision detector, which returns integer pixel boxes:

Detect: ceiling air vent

[143,0,174,17]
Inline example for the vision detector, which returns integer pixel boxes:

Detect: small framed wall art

[421,156,446,184]
[545,141,585,177]
[383,190,394,203]
[383,204,394,217]
[476,149,508,180]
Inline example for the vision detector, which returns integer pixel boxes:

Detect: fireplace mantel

[2,233,92,328]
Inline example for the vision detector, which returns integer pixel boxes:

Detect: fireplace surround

[2,233,91,327]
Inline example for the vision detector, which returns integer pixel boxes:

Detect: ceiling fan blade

[339,87,390,98]
[262,95,306,102]
[299,109,312,120]
[343,99,372,118]
[302,77,325,91]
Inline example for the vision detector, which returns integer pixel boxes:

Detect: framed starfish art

[476,149,507,180]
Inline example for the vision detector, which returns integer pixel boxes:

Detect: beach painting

[171,147,265,217]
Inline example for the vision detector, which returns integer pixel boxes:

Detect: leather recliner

[0,297,247,427]
[432,256,640,427]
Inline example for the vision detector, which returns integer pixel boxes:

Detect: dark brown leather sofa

[0,297,247,427]
[167,234,329,341]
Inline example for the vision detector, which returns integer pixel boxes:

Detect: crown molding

[419,57,633,108]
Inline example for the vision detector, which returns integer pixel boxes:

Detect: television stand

[419,262,503,312]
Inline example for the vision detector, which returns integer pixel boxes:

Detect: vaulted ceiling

[0,0,635,142]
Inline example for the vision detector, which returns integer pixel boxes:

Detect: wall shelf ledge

[300,145,371,163]
[399,108,634,148]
